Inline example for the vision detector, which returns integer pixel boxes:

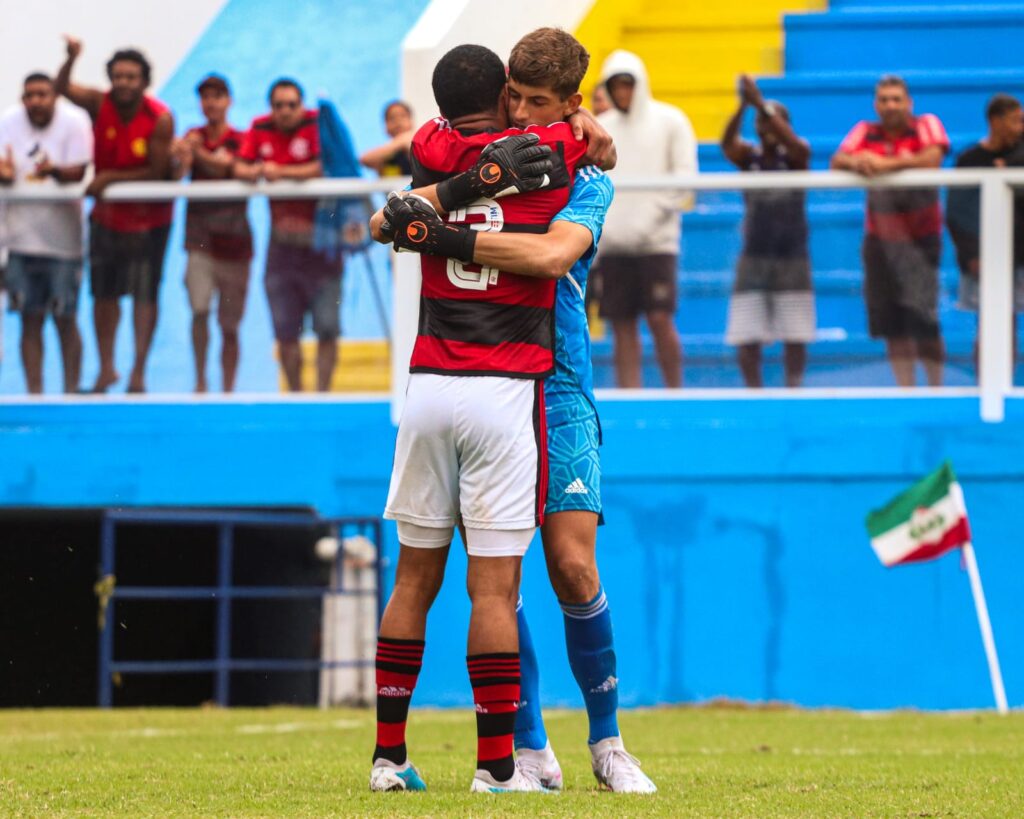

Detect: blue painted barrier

[1,395,1022,710]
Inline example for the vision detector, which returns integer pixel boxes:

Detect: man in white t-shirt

[0,73,92,393]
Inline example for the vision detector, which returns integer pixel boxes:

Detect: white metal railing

[0,168,1018,421]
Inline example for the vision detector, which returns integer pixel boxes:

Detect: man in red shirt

[56,37,174,394]
[172,74,253,393]
[832,75,949,387]
[234,79,339,392]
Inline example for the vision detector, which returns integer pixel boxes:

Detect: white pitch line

[235,719,363,735]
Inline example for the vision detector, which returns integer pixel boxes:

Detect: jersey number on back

[446,198,503,291]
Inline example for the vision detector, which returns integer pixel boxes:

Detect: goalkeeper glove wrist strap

[434,223,478,264]
[436,173,476,213]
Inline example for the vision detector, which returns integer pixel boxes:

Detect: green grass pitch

[2,705,1022,816]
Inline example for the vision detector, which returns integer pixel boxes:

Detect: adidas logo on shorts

[564,478,588,495]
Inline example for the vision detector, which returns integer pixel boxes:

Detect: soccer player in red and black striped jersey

[171,74,253,393]
[832,75,950,386]
[369,44,588,794]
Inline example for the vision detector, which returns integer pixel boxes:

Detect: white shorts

[726,291,816,346]
[384,372,547,536]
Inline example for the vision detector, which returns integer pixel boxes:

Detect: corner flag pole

[961,541,1009,714]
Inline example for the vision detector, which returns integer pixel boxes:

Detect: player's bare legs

[466,555,521,653]
[542,511,599,604]
[379,544,450,639]
[611,317,643,388]
[370,543,449,792]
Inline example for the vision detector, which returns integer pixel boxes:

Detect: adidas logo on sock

[589,675,618,694]
[378,685,412,697]
[564,477,588,495]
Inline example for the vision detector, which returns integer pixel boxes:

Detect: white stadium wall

[0,0,228,107]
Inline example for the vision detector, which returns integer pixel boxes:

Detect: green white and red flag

[865,462,971,568]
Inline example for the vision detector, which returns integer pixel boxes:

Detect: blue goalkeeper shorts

[545,389,602,518]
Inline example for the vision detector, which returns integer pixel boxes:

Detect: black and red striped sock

[467,652,521,782]
[372,637,424,765]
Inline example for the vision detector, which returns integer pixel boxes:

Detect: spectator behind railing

[233,79,340,392]
[946,93,1024,364]
[56,37,174,395]
[359,99,413,178]
[590,83,611,117]
[0,72,92,394]
[720,75,815,389]
[831,75,949,388]
[170,74,253,394]
[593,50,697,388]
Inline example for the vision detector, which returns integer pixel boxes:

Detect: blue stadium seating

[608,1,1024,388]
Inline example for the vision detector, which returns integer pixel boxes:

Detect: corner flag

[865,462,1008,713]
[866,461,970,567]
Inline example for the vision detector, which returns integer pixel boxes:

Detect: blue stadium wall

[3,394,1023,712]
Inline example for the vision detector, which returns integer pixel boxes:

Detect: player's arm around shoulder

[472,219,593,279]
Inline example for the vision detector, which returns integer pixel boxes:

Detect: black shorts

[595,253,678,320]
[89,222,170,304]
[863,235,941,340]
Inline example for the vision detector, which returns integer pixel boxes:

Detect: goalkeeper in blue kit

[375,28,656,794]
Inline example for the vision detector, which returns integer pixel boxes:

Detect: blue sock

[513,596,549,751]
[561,587,619,745]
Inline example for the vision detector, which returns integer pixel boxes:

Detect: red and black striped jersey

[839,115,950,241]
[238,110,321,232]
[408,118,588,379]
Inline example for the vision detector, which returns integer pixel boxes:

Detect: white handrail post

[978,177,1015,423]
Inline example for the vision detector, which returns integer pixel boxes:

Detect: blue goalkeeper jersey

[546,166,614,412]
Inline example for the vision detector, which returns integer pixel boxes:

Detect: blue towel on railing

[315,97,373,256]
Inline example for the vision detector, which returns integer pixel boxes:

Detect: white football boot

[470,766,553,793]
[369,758,427,792]
[590,736,657,793]
[514,741,564,791]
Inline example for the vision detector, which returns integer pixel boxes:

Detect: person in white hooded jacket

[595,50,697,388]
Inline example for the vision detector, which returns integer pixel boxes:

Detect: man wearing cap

[172,74,253,393]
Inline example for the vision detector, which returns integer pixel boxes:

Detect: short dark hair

[508,28,589,100]
[431,45,506,121]
[987,93,1022,121]
[268,78,303,103]
[876,74,908,94]
[106,49,151,84]
[23,72,53,87]
[384,99,412,119]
